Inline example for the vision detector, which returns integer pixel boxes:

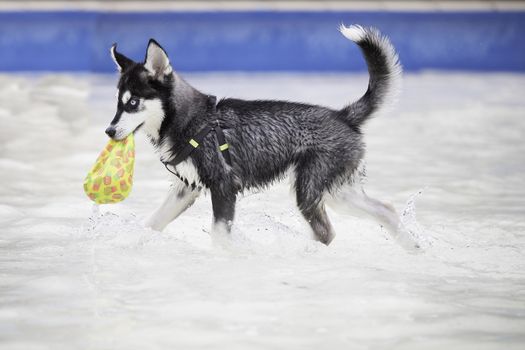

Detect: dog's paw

[142,217,162,232]
[390,224,423,253]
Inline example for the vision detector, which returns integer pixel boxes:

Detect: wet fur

[107,25,414,248]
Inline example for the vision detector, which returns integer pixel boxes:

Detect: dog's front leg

[210,189,236,242]
[144,183,200,231]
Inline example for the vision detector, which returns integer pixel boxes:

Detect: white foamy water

[0,72,524,349]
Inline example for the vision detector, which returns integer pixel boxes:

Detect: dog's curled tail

[339,24,402,127]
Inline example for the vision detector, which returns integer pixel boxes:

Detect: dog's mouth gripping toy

[83,135,135,204]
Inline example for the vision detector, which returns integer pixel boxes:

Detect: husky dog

[106,24,419,250]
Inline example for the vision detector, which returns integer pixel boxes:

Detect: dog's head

[105,39,173,141]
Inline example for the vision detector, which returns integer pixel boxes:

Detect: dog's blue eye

[128,97,139,108]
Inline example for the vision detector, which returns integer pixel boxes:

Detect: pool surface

[0,72,524,349]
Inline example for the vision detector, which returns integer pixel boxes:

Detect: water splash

[400,188,432,249]
[226,212,325,257]
[77,204,164,249]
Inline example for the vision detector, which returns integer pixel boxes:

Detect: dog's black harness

[162,96,231,187]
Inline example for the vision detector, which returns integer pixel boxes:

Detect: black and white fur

[106,24,419,250]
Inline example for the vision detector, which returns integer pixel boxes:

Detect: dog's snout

[105,126,116,138]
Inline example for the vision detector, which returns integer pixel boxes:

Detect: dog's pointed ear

[144,39,172,79]
[110,44,134,72]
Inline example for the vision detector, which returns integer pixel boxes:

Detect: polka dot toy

[83,134,135,204]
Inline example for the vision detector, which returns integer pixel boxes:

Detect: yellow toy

[83,134,135,204]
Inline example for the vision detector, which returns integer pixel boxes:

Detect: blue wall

[0,10,524,72]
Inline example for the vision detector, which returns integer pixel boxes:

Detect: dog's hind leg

[144,182,201,231]
[300,203,335,245]
[294,161,336,245]
[210,189,236,242]
[327,184,419,250]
